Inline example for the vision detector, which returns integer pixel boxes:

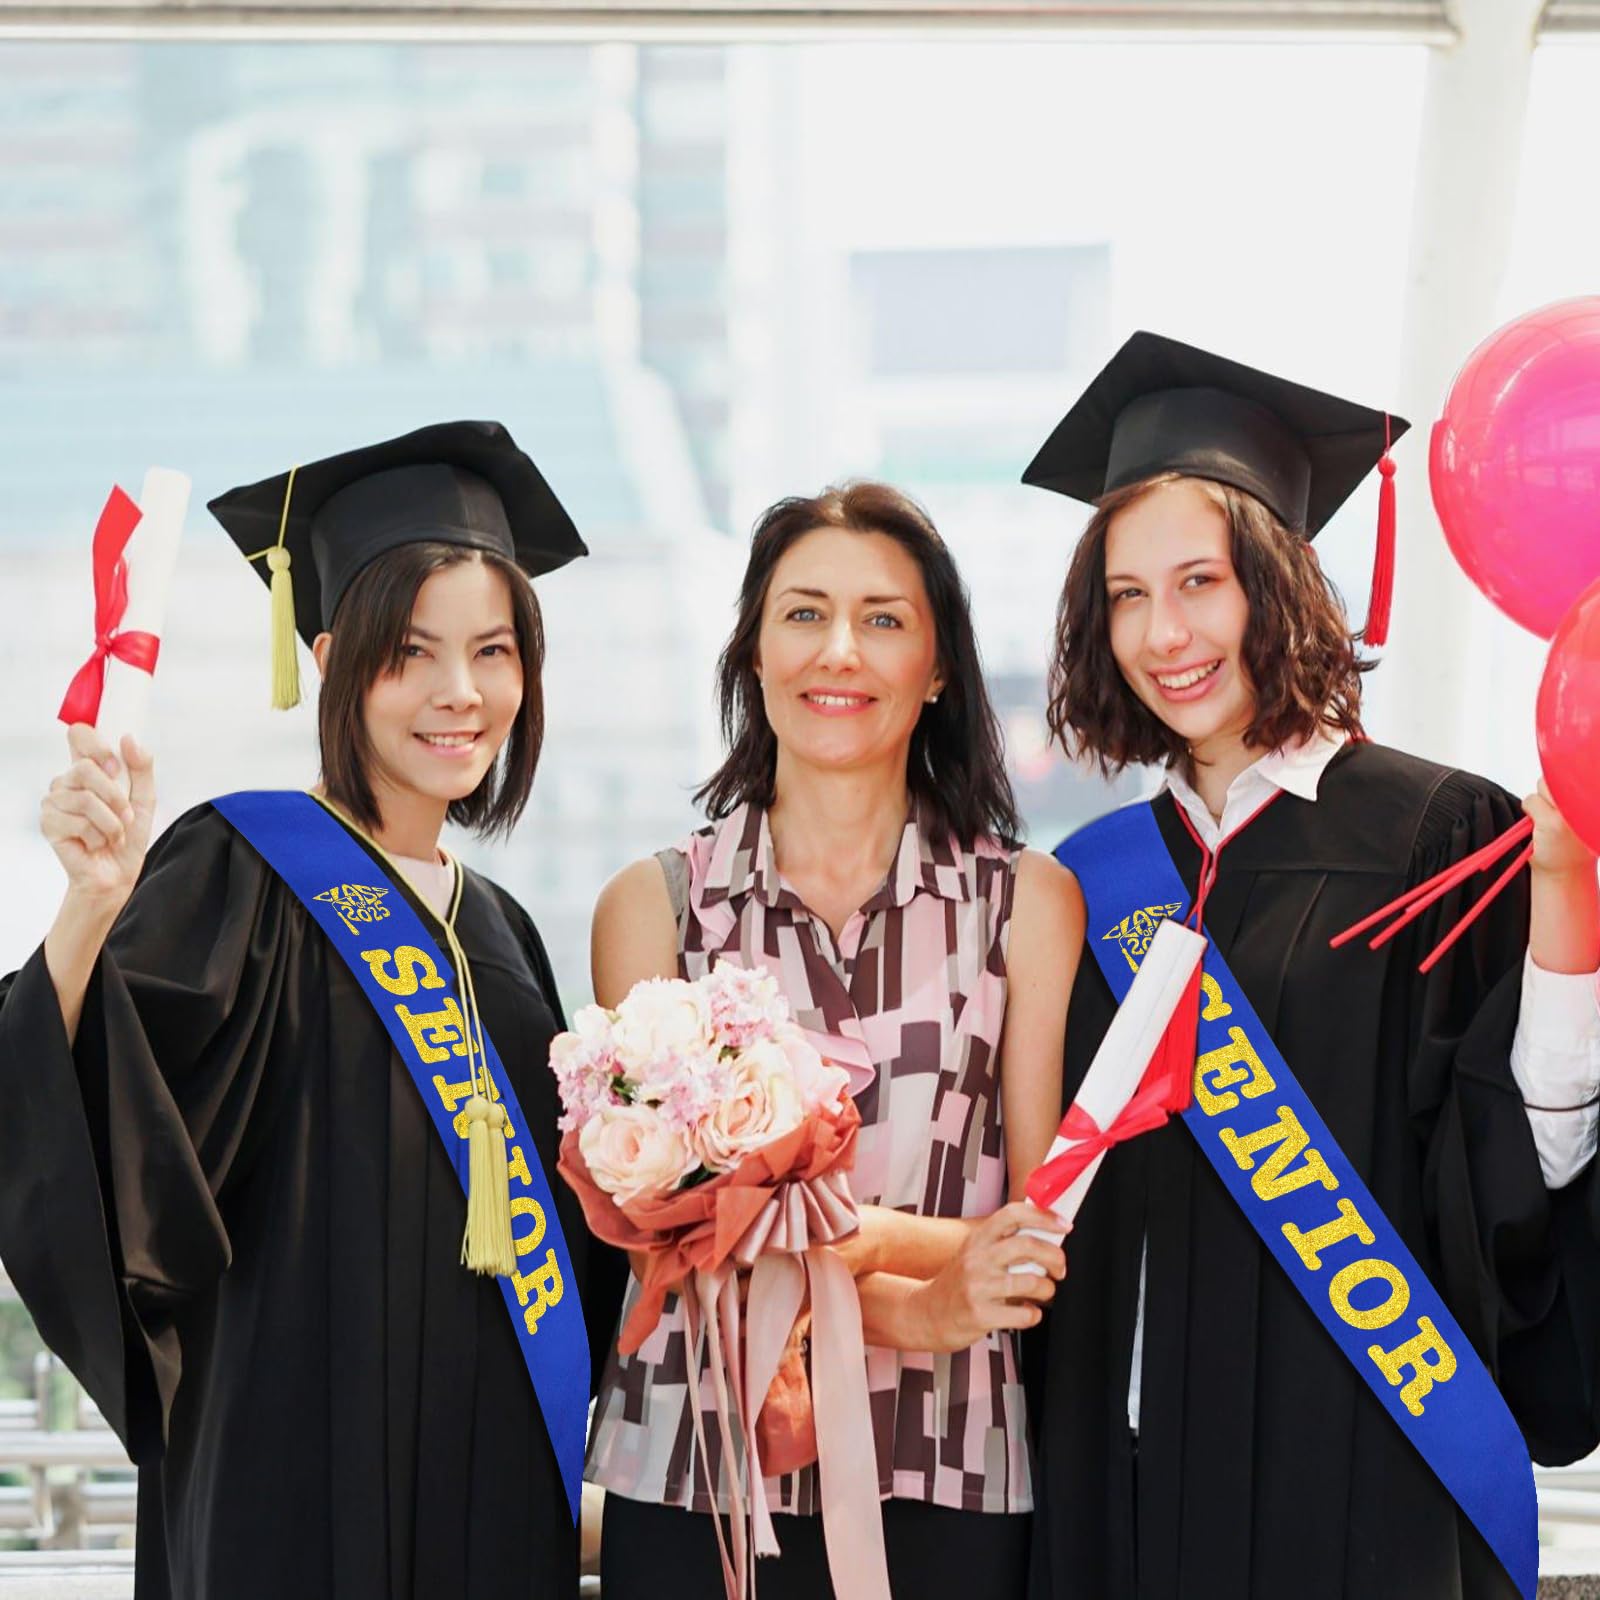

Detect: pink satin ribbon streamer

[681,1169,891,1600]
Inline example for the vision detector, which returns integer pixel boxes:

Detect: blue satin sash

[213,790,589,1522]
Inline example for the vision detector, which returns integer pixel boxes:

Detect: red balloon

[1537,577,1600,858]
[1431,298,1600,638]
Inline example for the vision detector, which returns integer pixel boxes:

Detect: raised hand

[1526,779,1598,879]
[41,724,157,916]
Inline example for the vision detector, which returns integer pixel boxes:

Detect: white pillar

[1372,0,1545,783]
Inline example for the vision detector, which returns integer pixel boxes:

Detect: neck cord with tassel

[308,792,517,1277]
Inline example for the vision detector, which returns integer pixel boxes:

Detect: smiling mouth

[802,691,875,709]
[414,732,482,749]
[1152,661,1221,691]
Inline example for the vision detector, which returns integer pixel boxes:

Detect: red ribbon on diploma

[1026,961,1201,1212]
[58,486,161,728]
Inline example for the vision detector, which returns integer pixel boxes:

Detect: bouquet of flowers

[553,962,889,1600]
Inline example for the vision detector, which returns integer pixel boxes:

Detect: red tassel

[1365,417,1397,649]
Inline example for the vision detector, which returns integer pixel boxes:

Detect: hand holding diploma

[44,465,183,1041]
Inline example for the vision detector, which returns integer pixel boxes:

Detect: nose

[432,651,484,710]
[815,615,861,671]
[1146,590,1192,657]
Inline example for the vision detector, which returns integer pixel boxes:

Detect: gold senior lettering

[1197,1022,1458,1417]
[352,950,571,1326]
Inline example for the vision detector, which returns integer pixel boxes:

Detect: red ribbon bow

[1026,962,1202,1212]
[57,486,161,728]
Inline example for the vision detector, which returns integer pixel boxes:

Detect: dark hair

[1046,473,1369,775]
[695,481,1020,847]
[318,542,545,837]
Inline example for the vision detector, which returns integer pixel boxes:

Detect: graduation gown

[1028,742,1600,1600]
[0,803,625,1600]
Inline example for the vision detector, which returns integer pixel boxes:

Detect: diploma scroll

[96,467,189,753]
[1012,918,1206,1273]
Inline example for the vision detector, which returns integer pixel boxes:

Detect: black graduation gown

[1028,742,1600,1600]
[0,803,625,1600]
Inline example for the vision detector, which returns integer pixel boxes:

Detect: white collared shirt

[1127,731,1600,1431]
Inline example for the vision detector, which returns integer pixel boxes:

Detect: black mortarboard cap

[1021,330,1408,537]
[208,420,587,706]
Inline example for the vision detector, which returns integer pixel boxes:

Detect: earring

[926,692,940,704]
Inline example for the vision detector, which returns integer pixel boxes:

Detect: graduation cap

[209,420,587,709]
[1022,331,1409,645]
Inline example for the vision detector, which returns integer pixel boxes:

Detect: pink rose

[578,1102,698,1203]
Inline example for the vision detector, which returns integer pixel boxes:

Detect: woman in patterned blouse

[585,481,1083,1598]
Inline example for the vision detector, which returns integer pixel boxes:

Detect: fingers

[121,736,156,817]
[984,1300,1047,1332]
[44,782,129,852]
[65,721,117,769]
[982,1199,1064,1241]
[52,751,134,815]
[40,797,112,855]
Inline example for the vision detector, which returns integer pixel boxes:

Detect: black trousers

[602,1491,1032,1599]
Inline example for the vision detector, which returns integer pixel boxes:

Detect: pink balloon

[1431,297,1600,638]
[1536,577,1600,858]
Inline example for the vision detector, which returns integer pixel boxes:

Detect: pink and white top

[585,802,1032,1516]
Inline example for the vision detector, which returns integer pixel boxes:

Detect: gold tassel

[461,1096,516,1276]
[266,546,301,710]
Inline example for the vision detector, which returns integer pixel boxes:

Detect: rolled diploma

[95,467,189,754]
[1012,917,1206,1274]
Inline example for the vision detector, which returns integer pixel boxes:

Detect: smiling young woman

[0,422,624,1600]
[1022,333,1600,1600]
[586,482,1082,1600]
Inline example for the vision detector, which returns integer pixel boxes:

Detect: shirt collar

[1161,726,1349,848]
[700,802,973,913]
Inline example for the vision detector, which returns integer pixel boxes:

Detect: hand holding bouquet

[553,962,889,1600]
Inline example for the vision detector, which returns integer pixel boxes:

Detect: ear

[311,632,333,680]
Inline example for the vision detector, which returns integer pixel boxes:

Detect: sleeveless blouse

[585,803,1032,1515]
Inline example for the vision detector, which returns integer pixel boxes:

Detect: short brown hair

[318,543,546,837]
[696,481,1021,847]
[1046,474,1369,775]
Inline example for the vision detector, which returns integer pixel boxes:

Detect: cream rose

[775,1027,850,1115]
[579,1102,698,1203]
[611,978,713,1074]
[693,1037,812,1172]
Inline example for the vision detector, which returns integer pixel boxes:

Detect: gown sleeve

[1403,771,1600,1464]
[0,805,292,1462]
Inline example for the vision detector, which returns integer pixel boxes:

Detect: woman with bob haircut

[585,480,1082,1598]
[1022,333,1600,1600]
[0,422,623,1600]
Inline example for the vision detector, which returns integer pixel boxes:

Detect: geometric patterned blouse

[585,802,1033,1516]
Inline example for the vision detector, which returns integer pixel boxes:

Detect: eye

[1182,572,1217,591]
[1109,587,1143,605]
[866,612,903,629]
[402,642,428,658]
[478,642,512,658]
[785,606,821,623]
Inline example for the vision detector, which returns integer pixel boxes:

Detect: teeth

[807,693,867,707]
[1155,662,1220,691]
[419,733,476,747]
